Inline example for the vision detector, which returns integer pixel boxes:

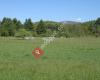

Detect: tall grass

[0,37,100,80]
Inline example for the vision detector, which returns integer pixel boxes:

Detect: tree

[13,18,23,30]
[24,18,34,31]
[95,18,100,25]
[36,20,46,35]
[92,18,100,37]
[0,17,15,36]
[44,21,60,31]
[0,21,1,36]
[15,29,32,38]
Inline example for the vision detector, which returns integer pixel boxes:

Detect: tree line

[0,17,100,38]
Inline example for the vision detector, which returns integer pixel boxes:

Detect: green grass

[0,37,100,80]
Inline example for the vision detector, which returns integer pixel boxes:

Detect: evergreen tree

[36,20,46,35]
[24,18,33,31]
[13,18,23,30]
[94,18,100,37]
[0,17,19,36]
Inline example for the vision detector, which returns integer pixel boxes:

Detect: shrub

[15,29,32,39]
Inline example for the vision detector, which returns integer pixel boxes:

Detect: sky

[0,0,100,22]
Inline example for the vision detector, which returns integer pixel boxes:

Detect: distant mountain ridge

[60,21,81,24]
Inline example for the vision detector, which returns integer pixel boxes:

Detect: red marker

[32,47,44,59]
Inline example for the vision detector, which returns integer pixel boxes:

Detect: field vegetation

[0,37,100,80]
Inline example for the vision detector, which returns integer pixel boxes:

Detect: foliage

[36,20,46,35]
[0,17,100,37]
[24,18,34,31]
[15,29,32,38]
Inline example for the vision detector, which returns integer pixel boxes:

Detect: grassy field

[0,37,100,80]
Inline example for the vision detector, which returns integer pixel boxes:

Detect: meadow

[0,37,100,80]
